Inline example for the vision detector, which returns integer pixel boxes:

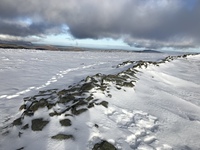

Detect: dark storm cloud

[0,20,61,37]
[0,0,200,48]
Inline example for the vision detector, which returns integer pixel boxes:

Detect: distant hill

[134,49,162,53]
[0,40,84,51]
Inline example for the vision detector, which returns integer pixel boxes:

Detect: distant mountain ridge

[0,40,162,53]
[134,49,162,53]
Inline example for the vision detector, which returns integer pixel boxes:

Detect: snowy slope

[0,49,169,123]
[0,49,200,150]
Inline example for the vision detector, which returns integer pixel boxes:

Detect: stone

[21,124,29,130]
[92,140,116,150]
[13,118,22,126]
[31,118,49,131]
[99,101,108,108]
[16,147,24,150]
[80,83,94,92]
[59,119,71,126]
[51,134,74,140]
[71,108,88,115]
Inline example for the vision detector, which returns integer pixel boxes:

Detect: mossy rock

[123,82,134,87]
[38,89,57,95]
[29,102,40,112]
[29,99,48,112]
[98,85,107,91]
[103,75,124,85]
[59,94,75,103]
[23,111,34,117]
[86,95,94,101]
[47,103,55,109]
[59,119,71,127]
[49,110,68,117]
[49,112,58,117]
[80,83,94,92]
[57,89,68,96]
[93,140,116,150]
[73,100,88,108]
[65,114,73,117]
[116,86,121,90]
[51,134,74,140]
[88,103,94,108]
[31,118,49,131]
[13,118,22,126]
[71,108,88,116]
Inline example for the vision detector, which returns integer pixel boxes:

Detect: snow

[0,48,200,150]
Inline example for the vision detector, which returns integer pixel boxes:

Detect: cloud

[0,0,200,48]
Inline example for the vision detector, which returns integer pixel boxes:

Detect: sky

[0,0,200,51]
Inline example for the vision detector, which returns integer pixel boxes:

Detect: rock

[51,134,74,140]
[59,94,75,103]
[13,118,22,126]
[29,99,48,112]
[92,140,116,150]
[123,82,134,87]
[86,95,94,101]
[88,103,94,108]
[19,104,25,110]
[49,112,57,117]
[23,111,34,117]
[21,124,29,130]
[80,83,94,92]
[98,101,108,108]
[31,118,49,131]
[71,108,88,115]
[59,119,71,126]
[16,147,24,150]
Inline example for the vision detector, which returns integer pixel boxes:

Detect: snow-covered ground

[0,49,199,150]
